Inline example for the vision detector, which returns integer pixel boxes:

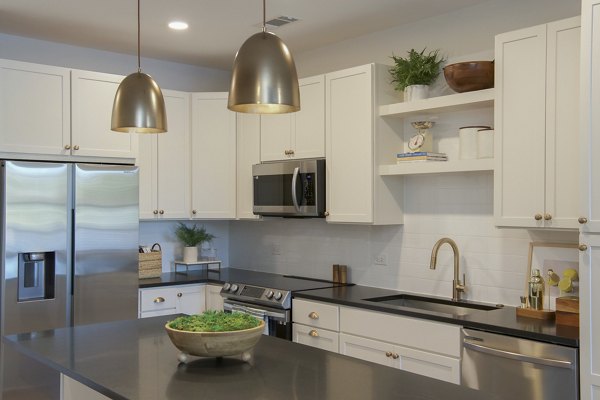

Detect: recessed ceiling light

[168,21,188,31]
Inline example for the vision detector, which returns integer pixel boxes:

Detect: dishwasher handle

[463,339,574,369]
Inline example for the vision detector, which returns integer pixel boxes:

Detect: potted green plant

[174,223,215,263]
[389,48,446,101]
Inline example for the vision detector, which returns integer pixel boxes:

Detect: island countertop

[3,316,496,400]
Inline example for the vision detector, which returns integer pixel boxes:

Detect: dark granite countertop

[293,285,579,347]
[139,268,283,288]
[3,316,496,400]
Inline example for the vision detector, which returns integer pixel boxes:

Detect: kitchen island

[4,315,496,400]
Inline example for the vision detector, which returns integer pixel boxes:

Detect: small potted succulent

[174,223,215,263]
[389,48,446,101]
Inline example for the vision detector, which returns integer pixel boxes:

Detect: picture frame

[525,242,579,309]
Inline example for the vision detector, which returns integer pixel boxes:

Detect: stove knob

[230,284,239,292]
[274,291,283,301]
[265,290,274,299]
[223,283,231,291]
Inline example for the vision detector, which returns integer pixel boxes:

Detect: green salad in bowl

[165,311,264,359]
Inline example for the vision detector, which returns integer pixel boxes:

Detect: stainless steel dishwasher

[461,328,578,400]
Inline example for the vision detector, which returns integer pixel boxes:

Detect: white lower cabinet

[138,284,205,318]
[339,333,460,384]
[205,284,224,311]
[293,323,339,352]
[339,306,461,384]
[62,374,109,400]
[292,298,461,384]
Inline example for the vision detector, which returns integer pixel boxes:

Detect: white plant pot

[183,246,198,263]
[403,85,430,102]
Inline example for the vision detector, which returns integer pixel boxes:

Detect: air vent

[264,16,299,29]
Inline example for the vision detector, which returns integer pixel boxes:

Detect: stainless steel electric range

[220,274,345,340]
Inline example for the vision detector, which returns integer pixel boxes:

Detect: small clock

[408,121,434,153]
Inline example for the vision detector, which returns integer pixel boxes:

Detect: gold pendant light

[111,0,167,133]
[228,0,300,114]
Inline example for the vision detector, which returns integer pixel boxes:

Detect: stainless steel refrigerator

[0,160,139,400]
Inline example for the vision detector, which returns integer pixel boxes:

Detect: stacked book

[396,152,448,162]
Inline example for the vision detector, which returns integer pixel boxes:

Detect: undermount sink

[364,294,503,316]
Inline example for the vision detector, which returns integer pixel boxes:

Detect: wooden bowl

[165,320,264,357]
[443,61,494,93]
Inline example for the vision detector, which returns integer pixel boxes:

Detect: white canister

[477,128,494,158]
[403,85,429,102]
[459,126,489,160]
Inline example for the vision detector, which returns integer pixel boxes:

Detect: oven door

[223,299,292,340]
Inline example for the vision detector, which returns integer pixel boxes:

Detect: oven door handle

[291,166,301,212]
[230,304,267,320]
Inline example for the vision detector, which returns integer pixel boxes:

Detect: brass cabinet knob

[192,210,197,215]
[153,297,165,303]
[177,293,182,298]
[391,353,399,359]
[64,144,71,150]
[284,150,290,155]
[534,214,543,221]
[324,211,330,217]
[308,330,319,338]
[579,217,588,224]
[579,244,588,252]
[308,311,319,320]
[544,213,552,221]
[385,351,393,358]
[73,145,80,150]
[153,210,159,215]
[159,210,165,215]
[289,149,295,155]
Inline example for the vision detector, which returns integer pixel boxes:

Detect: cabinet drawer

[340,307,461,357]
[396,344,460,384]
[293,323,339,353]
[293,299,339,331]
[139,288,177,313]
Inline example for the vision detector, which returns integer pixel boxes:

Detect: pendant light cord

[137,0,141,72]
[262,0,266,33]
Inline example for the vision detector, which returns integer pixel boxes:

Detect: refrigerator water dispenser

[17,252,55,301]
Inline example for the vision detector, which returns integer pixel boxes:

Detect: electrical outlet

[374,253,388,266]
[271,245,282,255]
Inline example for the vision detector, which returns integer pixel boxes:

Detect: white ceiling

[0,0,489,70]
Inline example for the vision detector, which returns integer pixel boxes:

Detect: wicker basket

[139,243,162,279]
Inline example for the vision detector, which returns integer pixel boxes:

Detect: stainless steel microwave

[252,159,325,217]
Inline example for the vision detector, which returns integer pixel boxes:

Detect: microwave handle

[291,166,301,212]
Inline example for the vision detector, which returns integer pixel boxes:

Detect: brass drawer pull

[153,297,165,303]
[159,210,165,215]
[73,145,80,150]
[391,353,399,359]
[534,214,543,221]
[308,311,319,320]
[579,217,588,224]
[309,330,319,337]
[385,351,393,358]
[579,244,588,252]
[64,144,71,150]
[544,213,552,221]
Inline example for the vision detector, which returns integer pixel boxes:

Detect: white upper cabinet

[191,92,237,219]
[325,64,403,224]
[494,17,580,229]
[236,113,261,220]
[260,75,325,161]
[71,69,138,159]
[0,59,70,155]
[138,90,191,220]
[581,1,600,233]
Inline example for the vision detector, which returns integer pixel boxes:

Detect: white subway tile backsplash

[228,172,578,307]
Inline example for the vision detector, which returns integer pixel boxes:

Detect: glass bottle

[528,269,545,310]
